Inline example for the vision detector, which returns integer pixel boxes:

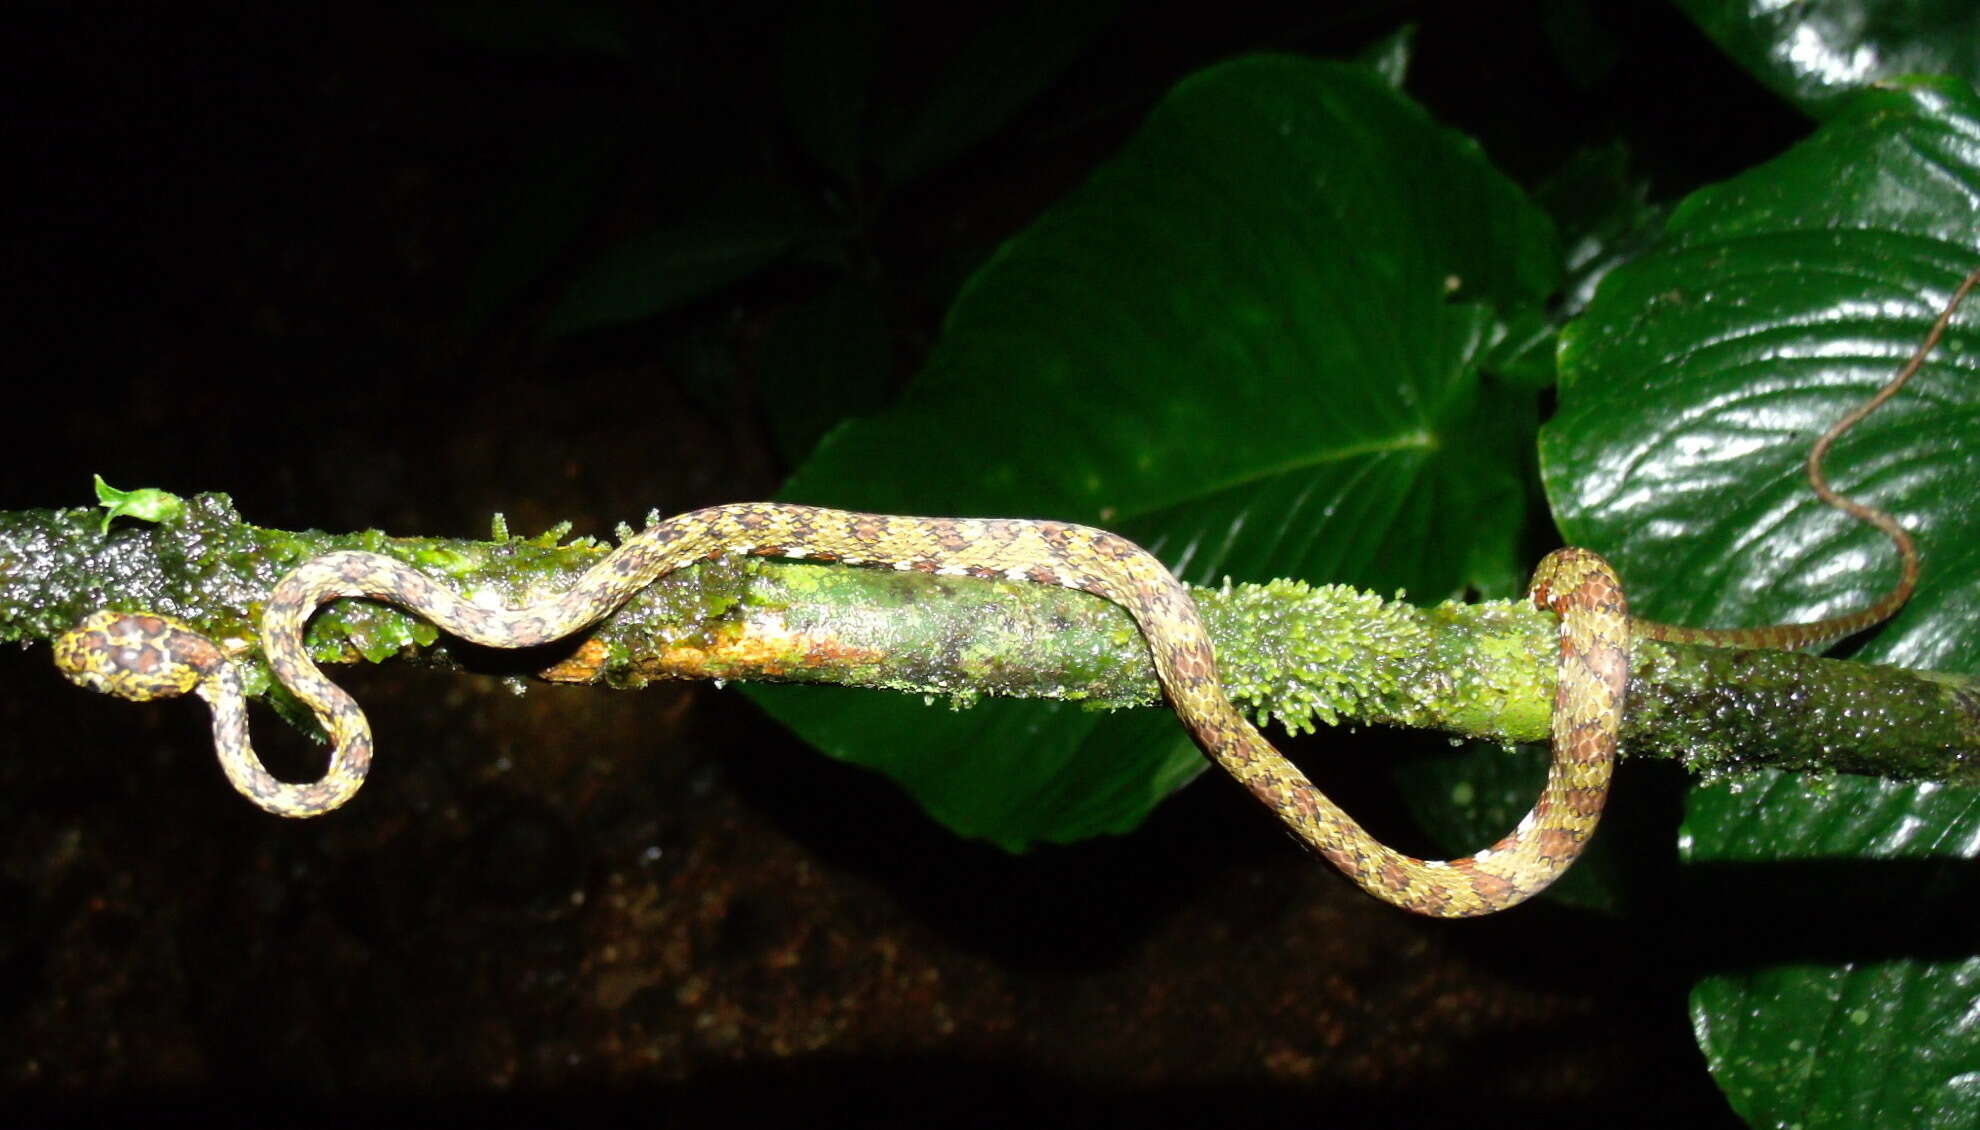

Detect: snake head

[1526,546,1623,617]
[53,610,225,703]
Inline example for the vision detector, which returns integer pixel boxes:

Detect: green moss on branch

[3,491,1972,786]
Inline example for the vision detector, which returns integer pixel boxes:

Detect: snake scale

[52,266,1977,917]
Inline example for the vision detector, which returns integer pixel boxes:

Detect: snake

[51,266,1977,917]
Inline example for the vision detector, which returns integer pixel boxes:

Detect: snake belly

[54,504,1626,917]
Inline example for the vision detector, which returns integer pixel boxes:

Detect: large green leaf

[1542,77,1980,1129]
[1686,776,1980,1129]
[743,55,1559,850]
[1677,0,1980,119]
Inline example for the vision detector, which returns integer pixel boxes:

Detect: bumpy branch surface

[4,493,1974,785]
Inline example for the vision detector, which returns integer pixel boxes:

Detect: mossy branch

[5,492,1974,786]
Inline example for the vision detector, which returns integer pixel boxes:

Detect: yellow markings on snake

[51,266,1977,916]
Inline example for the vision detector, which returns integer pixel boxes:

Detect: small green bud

[93,475,187,535]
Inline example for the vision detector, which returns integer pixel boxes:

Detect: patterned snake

[52,268,1977,917]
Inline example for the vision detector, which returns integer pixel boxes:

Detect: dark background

[3,3,1803,1125]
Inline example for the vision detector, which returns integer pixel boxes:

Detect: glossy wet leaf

[1544,77,1980,645]
[1677,0,1980,120]
[748,55,1559,850]
[1542,77,1980,1129]
[1686,775,1980,1129]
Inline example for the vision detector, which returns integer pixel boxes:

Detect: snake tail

[1637,264,1979,650]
